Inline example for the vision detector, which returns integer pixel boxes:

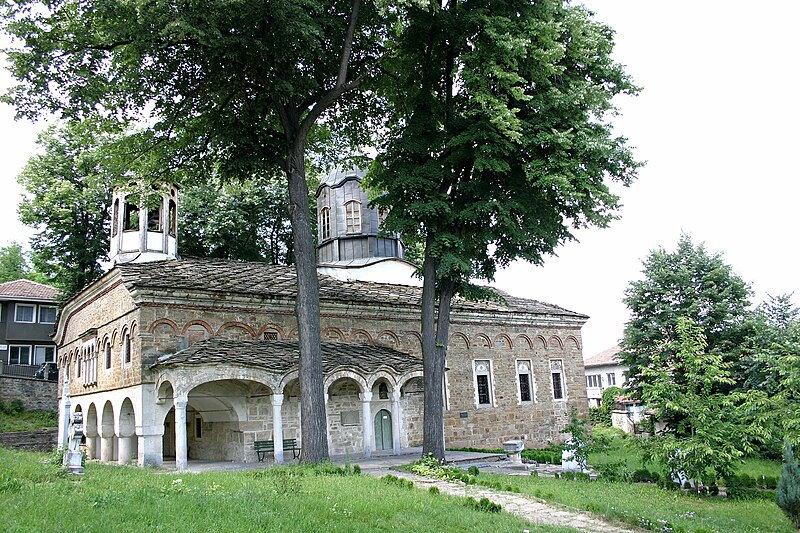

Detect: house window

[551,360,566,400]
[15,304,35,323]
[319,206,331,240]
[147,205,161,231]
[344,201,361,234]
[586,374,602,388]
[38,306,57,324]
[105,343,112,370]
[168,200,177,236]
[34,346,55,365]
[473,360,493,407]
[112,199,119,237]
[9,345,31,365]
[517,360,534,403]
[607,372,616,386]
[123,332,132,363]
[123,202,139,231]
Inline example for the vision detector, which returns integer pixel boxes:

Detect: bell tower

[109,183,179,265]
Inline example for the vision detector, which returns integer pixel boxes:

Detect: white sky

[1,1,798,358]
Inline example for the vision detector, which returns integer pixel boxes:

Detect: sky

[0,1,798,358]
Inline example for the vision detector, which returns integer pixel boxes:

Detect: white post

[174,396,188,470]
[391,390,401,455]
[360,391,373,458]
[272,394,285,463]
[58,379,70,447]
[118,436,134,465]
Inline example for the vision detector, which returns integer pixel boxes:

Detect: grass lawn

[0,410,58,433]
[475,470,794,533]
[0,447,577,533]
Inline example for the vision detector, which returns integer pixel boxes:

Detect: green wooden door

[374,409,392,451]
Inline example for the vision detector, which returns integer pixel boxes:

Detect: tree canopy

[620,234,752,396]
[3,0,393,461]
[367,0,640,458]
[0,243,48,284]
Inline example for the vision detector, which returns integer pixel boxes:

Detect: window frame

[516,359,535,404]
[550,359,566,401]
[123,202,140,231]
[105,342,112,370]
[473,359,494,408]
[606,372,616,386]
[8,345,32,365]
[344,200,362,234]
[34,345,56,365]
[586,374,602,388]
[38,305,57,324]
[319,206,331,241]
[123,332,132,364]
[14,304,35,323]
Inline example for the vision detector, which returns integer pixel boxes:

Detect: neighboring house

[583,344,628,408]
[0,279,59,379]
[56,170,591,468]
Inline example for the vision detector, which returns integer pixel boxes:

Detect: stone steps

[0,428,58,452]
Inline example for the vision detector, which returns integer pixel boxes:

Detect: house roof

[0,279,59,301]
[584,344,622,368]
[317,166,366,191]
[152,338,423,376]
[116,257,587,319]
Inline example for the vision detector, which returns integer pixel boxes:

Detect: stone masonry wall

[0,376,58,411]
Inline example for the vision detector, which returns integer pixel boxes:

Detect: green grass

[0,410,58,432]
[477,471,794,533]
[0,447,578,533]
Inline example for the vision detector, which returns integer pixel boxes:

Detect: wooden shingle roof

[118,257,587,319]
[152,338,422,375]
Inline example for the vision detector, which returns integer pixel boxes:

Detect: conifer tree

[777,441,800,528]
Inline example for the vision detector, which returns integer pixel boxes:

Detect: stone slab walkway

[377,470,643,533]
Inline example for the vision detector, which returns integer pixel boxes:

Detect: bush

[465,497,501,513]
[467,465,479,476]
[777,441,800,528]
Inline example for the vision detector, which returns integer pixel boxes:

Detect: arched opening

[85,403,99,459]
[400,377,425,448]
[100,401,117,462]
[118,398,138,465]
[327,376,365,455]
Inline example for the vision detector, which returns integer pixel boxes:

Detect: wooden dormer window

[345,201,361,234]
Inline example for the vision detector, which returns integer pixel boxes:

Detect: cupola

[109,183,179,265]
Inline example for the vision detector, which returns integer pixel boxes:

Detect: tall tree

[620,234,752,397]
[3,0,390,461]
[368,0,640,459]
[17,119,122,299]
[0,243,46,284]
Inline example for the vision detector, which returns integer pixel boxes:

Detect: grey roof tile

[118,257,586,318]
[152,337,422,375]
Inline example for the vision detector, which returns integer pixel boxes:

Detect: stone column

[100,433,114,462]
[174,396,189,470]
[86,435,98,460]
[118,436,135,465]
[391,390,401,455]
[138,426,164,467]
[272,394,285,464]
[360,391,373,459]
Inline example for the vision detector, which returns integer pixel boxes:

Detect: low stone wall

[0,376,58,411]
[0,429,58,452]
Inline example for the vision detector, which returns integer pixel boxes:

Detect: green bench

[254,439,301,462]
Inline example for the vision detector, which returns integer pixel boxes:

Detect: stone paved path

[368,469,643,533]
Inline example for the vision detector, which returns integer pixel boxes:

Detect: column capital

[360,391,373,402]
[272,393,284,407]
[174,396,188,409]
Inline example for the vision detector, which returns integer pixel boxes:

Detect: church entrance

[374,409,392,451]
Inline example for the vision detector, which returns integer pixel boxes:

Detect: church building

[55,169,589,468]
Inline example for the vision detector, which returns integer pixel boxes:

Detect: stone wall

[0,376,58,411]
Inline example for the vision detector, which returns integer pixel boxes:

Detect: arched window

[147,205,161,231]
[123,202,139,231]
[123,332,132,364]
[105,342,112,370]
[319,206,331,240]
[168,200,177,236]
[344,201,361,234]
[378,382,389,400]
[112,199,120,237]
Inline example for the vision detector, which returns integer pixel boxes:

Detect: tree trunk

[285,140,329,462]
[421,234,446,461]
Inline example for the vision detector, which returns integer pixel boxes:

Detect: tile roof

[152,338,422,375]
[118,257,586,318]
[0,279,59,301]
[584,345,623,368]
